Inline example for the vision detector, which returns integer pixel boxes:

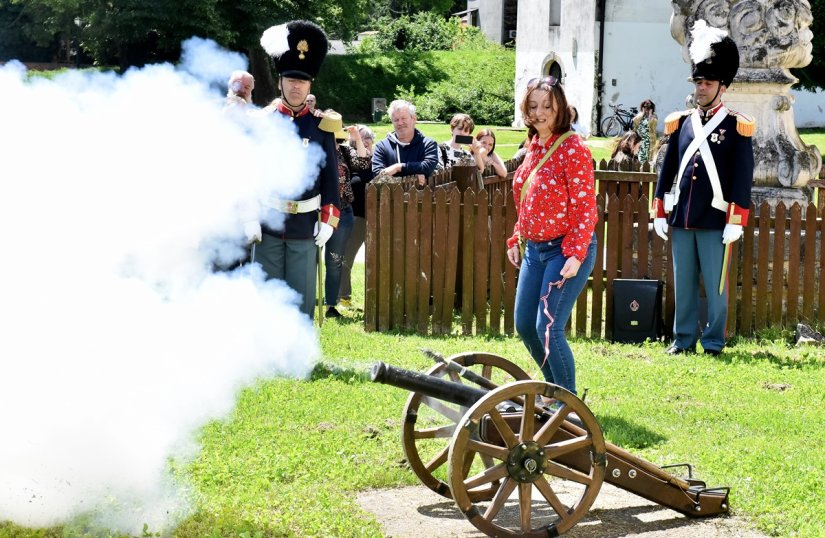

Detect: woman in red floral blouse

[506,76,598,401]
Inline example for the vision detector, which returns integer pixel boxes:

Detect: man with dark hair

[253,19,341,320]
[652,20,755,356]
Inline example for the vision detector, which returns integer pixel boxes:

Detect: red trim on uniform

[727,202,749,226]
[652,198,666,219]
[320,203,340,228]
[276,101,311,118]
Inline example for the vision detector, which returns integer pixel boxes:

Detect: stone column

[670,0,822,207]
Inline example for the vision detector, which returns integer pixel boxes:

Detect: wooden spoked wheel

[401,352,530,501]
[447,380,606,537]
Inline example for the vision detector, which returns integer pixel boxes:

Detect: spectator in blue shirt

[372,99,439,187]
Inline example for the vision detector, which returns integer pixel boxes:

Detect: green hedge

[314,48,515,125]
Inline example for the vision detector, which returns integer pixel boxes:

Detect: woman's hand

[559,256,581,279]
[506,245,521,267]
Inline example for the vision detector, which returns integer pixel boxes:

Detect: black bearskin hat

[689,20,740,87]
[260,20,328,80]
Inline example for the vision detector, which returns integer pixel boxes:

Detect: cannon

[371,351,729,537]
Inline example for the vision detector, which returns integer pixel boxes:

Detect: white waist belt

[272,194,321,214]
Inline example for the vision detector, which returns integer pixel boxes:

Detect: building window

[547,61,563,82]
[549,0,561,27]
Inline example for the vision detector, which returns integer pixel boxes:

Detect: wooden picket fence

[363,161,825,338]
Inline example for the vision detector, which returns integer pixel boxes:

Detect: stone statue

[670,0,821,205]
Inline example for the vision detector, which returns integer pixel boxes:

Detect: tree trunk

[248,46,277,107]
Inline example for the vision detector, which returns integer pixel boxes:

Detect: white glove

[722,224,743,245]
[653,218,669,241]
[314,221,334,248]
[244,221,262,243]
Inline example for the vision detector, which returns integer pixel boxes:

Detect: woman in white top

[569,105,590,139]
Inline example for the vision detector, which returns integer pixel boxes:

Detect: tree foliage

[355,12,493,54]
[3,0,367,68]
[791,0,824,90]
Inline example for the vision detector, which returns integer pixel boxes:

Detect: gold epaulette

[733,111,756,137]
[664,110,691,135]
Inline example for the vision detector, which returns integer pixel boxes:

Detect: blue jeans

[514,234,597,395]
[324,206,354,307]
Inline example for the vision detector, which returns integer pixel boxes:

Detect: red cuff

[320,204,340,228]
[727,203,748,226]
[652,198,666,219]
[507,234,519,249]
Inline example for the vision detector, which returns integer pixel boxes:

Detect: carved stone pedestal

[670,0,822,209]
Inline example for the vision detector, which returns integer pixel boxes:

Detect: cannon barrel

[371,361,488,408]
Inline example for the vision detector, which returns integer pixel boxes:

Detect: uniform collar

[697,102,724,121]
[276,101,311,118]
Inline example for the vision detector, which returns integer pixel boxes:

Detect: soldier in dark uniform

[652,20,755,356]
[254,20,341,319]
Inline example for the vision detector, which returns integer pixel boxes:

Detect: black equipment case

[611,279,664,343]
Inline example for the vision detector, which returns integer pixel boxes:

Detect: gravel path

[357,483,769,537]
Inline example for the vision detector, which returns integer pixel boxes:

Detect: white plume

[689,19,728,64]
[261,24,291,58]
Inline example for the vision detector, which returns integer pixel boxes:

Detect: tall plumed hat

[260,20,328,80]
[688,20,740,87]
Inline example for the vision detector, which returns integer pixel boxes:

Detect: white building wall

[514,0,596,128]
[791,88,824,129]
[514,0,824,132]
[600,1,688,130]
[476,0,504,44]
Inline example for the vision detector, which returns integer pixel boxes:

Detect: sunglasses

[527,76,559,88]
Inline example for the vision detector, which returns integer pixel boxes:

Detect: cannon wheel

[448,380,606,537]
[402,352,530,501]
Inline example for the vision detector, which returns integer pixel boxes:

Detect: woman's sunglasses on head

[528,76,559,89]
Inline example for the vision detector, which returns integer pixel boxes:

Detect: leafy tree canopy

[791,0,824,90]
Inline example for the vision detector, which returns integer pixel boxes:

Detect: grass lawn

[3,263,823,538]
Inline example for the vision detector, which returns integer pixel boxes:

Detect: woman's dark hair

[569,106,579,123]
[640,99,656,113]
[475,128,497,153]
[520,76,572,141]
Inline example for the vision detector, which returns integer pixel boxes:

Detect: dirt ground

[356,483,769,538]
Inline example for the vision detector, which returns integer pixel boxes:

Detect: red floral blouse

[507,133,597,260]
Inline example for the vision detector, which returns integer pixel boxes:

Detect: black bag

[611,279,664,343]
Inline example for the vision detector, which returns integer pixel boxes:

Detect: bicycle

[600,103,638,137]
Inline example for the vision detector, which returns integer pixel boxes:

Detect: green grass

[800,128,825,162]
[3,263,823,537]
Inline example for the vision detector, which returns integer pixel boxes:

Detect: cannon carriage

[371,351,729,537]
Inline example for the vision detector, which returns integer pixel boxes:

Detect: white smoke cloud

[0,38,323,534]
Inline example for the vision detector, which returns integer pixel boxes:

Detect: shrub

[354,13,496,54]
[395,49,515,125]
[316,49,515,125]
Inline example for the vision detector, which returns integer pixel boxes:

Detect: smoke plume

[0,38,322,533]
